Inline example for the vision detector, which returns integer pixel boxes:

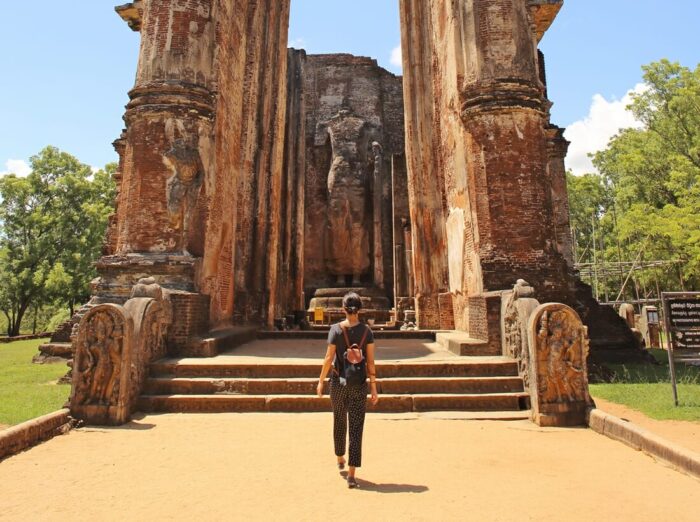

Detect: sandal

[337,459,346,470]
[347,476,359,489]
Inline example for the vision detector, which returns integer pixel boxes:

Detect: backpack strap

[341,324,352,349]
[358,326,370,352]
[342,323,370,351]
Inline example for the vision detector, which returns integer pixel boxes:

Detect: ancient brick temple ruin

[66,0,639,426]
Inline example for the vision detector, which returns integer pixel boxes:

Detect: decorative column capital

[115,2,143,32]
[461,79,548,120]
[546,125,570,158]
[126,82,216,120]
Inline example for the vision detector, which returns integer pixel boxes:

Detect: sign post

[660,292,700,407]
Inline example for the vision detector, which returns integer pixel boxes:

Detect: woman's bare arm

[366,342,379,405]
[317,344,336,397]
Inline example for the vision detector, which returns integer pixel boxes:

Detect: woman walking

[317,292,379,488]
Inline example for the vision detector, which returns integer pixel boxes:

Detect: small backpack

[337,324,370,386]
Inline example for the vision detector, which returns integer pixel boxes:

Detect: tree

[0,146,115,336]
[590,60,700,292]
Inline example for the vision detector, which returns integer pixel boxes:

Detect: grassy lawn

[590,350,700,422]
[0,338,70,426]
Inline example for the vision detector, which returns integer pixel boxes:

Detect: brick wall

[438,293,456,330]
[167,293,210,355]
[416,294,441,330]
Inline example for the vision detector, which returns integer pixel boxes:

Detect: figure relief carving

[74,308,126,406]
[324,109,380,285]
[163,138,204,254]
[130,276,164,300]
[502,279,538,386]
[531,305,590,404]
[129,277,171,362]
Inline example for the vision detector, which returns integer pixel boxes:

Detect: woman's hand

[370,383,379,406]
[316,380,324,398]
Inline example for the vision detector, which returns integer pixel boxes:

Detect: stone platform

[307,287,392,322]
[138,338,529,414]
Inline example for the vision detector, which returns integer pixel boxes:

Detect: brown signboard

[660,292,700,407]
[666,297,700,350]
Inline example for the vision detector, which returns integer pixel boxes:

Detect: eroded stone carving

[324,109,378,284]
[124,278,172,409]
[70,304,134,425]
[527,303,591,426]
[73,307,126,406]
[371,141,384,288]
[501,279,539,387]
[163,139,203,254]
[70,277,173,426]
[130,276,164,300]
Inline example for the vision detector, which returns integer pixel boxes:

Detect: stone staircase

[138,339,530,415]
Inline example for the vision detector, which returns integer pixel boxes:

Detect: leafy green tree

[567,171,611,265]
[0,147,115,336]
[567,60,700,299]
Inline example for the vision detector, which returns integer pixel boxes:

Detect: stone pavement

[0,412,698,521]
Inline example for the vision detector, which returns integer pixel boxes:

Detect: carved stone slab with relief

[70,304,134,425]
[527,303,592,427]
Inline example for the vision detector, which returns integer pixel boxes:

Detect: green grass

[590,350,700,422]
[0,338,70,426]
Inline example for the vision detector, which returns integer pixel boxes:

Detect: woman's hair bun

[342,292,362,313]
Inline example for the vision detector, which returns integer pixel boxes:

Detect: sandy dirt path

[592,396,700,454]
[0,412,698,521]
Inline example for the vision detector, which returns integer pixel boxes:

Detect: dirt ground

[592,396,700,454]
[1,412,698,521]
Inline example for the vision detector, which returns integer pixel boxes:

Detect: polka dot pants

[330,378,368,468]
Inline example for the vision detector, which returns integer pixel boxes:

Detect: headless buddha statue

[324,110,375,285]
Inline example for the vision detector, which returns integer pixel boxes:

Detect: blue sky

[1,1,700,176]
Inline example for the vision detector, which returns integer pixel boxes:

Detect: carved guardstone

[527,304,592,427]
[70,278,172,425]
[501,280,540,388]
[70,304,134,425]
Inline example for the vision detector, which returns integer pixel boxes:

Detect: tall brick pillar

[114,0,215,258]
[400,0,450,329]
[547,125,574,267]
[458,0,566,295]
[404,0,569,339]
[100,1,217,352]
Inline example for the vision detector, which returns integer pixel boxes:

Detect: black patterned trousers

[329,378,368,468]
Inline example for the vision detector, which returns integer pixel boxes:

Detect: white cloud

[390,45,402,70]
[289,37,306,49]
[564,84,646,176]
[1,159,31,177]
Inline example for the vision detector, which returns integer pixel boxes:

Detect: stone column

[97,1,216,323]
[209,0,291,326]
[399,0,450,329]
[441,1,568,314]
[114,0,216,257]
[458,0,563,294]
[372,142,385,289]
[407,0,568,339]
[547,125,574,267]
[96,1,218,358]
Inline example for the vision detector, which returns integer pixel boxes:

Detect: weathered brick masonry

[100,0,636,358]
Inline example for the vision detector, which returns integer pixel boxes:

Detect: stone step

[257,330,437,341]
[138,392,530,414]
[143,376,525,396]
[37,343,73,357]
[184,327,258,358]
[32,342,73,364]
[435,332,498,356]
[149,359,520,379]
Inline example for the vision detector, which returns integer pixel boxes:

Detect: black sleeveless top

[327,322,375,373]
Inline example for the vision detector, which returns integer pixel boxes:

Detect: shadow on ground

[339,470,428,493]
